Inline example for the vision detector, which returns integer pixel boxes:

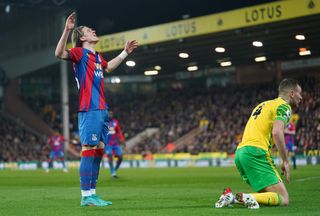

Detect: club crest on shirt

[92,134,98,141]
[108,126,116,135]
[95,63,102,70]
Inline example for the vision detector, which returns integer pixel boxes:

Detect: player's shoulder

[275,98,291,111]
[113,118,119,124]
[288,122,295,129]
[252,99,270,110]
[69,47,83,52]
[264,97,291,110]
[68,47,86,63]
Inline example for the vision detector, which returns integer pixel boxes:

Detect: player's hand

[124,40,138,54]
[65,12,76,31]
[70,139,79,145]
[281,161,290,183]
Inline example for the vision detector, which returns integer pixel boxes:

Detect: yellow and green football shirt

[237,97,291,152]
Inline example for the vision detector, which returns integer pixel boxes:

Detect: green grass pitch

[0,166,319,216]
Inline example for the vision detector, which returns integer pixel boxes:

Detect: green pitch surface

[1,166,320,216]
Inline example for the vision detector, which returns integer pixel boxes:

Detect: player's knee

[97,142,105,148]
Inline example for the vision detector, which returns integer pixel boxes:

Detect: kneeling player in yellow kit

[215,78,302,209]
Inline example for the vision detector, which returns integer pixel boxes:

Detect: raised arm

[55,12,76,60]
[272,120,290,183]
[105,40,138,72]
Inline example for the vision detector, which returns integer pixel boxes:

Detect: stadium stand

[112,77,319,156]
[1,76,316,161]
[0,114,48,162]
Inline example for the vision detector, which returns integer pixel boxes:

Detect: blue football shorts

[105,145,123,157]
[49,150,64,159]
[286,142,294,152]
[78,110,109,146]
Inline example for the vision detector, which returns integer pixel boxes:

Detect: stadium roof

[0,0,274,33]
[98,0,320,75]
[1,0,319,77]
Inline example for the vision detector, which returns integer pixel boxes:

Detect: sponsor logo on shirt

[94,71,104,78]
[94,63,104,78]
[284,110,291,120]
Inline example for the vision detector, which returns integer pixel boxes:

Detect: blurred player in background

[105,110,125,178]
[46,129,68,173]
[55,12,137,207]
[215,78,302,209]
[285,119,297,169]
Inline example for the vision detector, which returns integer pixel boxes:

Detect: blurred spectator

[2,76,317,161]
[0,115,48,162]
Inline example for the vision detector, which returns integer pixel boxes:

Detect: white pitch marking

[295,176,320,182]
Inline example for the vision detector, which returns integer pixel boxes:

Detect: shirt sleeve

[99,53,108,70]
[60,135,65,142]
[69,47,83,63]
[115,120,125,142]
[275,104,291,126]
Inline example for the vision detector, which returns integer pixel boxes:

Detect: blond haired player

[55,12,137,207]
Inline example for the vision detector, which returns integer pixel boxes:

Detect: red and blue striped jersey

[107,118,125,146]
[69,47,108,112]
[48,135,64,152]
[285,122,295,144]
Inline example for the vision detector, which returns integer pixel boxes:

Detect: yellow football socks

[251,192,281,206]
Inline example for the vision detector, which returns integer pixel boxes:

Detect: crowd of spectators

[186,80,320,155]
[1,76,319,162]
[126,83,277,154]
[0,115,48,162]
[22,94,78,134]
[115,78,319,156]
[295,78,320,155]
